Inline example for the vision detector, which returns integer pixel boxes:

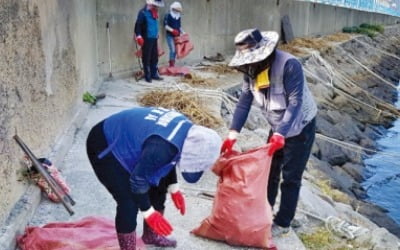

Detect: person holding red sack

[164,1,184,67]
[86,107,221,250]
[221,29,317,237]
[134,0,165,83]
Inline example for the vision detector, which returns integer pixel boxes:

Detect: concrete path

[23,77,305,250]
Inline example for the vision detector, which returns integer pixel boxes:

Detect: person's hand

[135,36,144,47]
[267,133,285,156]
[220,130,238,154]
[168,184,185,215]
[172,29,180,36]
[143,207,173,236]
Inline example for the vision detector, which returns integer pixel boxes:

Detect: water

[363,88,400,225]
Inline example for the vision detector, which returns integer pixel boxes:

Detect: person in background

[134,0,165,83]
[86,107,222,250]
[221,28,318,237]
[164,1,183,67]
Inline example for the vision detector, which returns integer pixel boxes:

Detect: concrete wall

[96,0,400,79]
[0,0,98,225]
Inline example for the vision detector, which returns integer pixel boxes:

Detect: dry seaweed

[138,90,222,128]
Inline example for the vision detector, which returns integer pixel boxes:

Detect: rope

[353,38,400,61]
[316,133,400,160]
[336,47,397,89]
[304,54,400,118]
[303,68,398,119]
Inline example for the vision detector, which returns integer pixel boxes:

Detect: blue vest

[102,107,192,185]
[143,9,158,38]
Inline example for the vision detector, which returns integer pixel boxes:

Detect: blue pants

[267,118,316,227]
[166,34,176,61]
[86,121,169,233]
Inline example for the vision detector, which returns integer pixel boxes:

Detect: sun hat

[229,28,279,67]
[178,125,222,183]
[146,0,165,7]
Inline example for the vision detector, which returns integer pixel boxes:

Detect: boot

[142,221,177,247]
[150,64,163,81]
[169,60,175,67]
[117,231,136,250]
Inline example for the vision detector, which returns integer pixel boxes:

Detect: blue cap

[181,171,203,183]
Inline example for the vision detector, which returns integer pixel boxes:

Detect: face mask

[171,10,181,19]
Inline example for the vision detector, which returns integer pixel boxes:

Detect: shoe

[271,223,290,237]
[152,75,163,81]
[142,221,177,247]
[290,218,301,229]
[117,231,136,250]
[169,60,175,67]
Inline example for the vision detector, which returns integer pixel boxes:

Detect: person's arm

[230,75,254,132]
[130,135,178,211]
[134,10,146,38]
[164,14,174,32]
[274,58,304,137]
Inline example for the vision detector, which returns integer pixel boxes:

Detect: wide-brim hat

[146,0,165,7]
[229,29,279,67]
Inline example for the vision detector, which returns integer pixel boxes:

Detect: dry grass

[323,33,352,42]
[279,37,332,56]
[278,43,307,57]
[291,37,331,50]
[138,90,222,128]
[180,73,219,87]
[299,227,355,250]
[198,64,238,74]
[316,179,351,204]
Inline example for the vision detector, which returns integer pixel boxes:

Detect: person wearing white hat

[134,0,165,83]
[221,28,318,237]
[164,1,183,67]
[86,107,221,249]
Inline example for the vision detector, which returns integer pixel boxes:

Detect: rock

[331,165,356,193]
[299,181,339,219]
[368,227,400,250]
[351,200,400,237]
[315,139,349,166]
[315,115,344,140]
[341,162,365,182]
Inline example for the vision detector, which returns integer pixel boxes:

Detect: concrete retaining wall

[96,0,400,78]
[0,1,98,246]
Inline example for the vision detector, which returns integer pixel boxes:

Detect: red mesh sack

[17,216,146,250]
[158,66,191,76]
[174,33,194,59]
[192,146,275,249]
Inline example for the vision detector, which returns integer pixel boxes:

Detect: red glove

[171,191,185,215]
[135,36,144,47]
[168,184,185,215]
[143,207,173,236]
[267,133,285,156]
[172,29,180,36]
[220,130,238,154]
[220,138,236,154]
